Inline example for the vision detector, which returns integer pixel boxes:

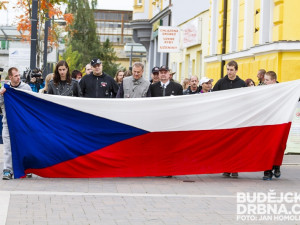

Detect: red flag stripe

[26,123,291,178]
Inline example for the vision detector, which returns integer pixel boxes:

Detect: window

[137,0,142,5]
[1,40,8,50]
[123,13,132,21]
[124,36,133,43]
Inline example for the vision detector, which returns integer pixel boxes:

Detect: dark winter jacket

[183,86,201,95]
[79,72,119,98]
[48,80,82,97]
[150,81,183,97]
[212,75,246,91]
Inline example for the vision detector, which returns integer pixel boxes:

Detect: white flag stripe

[16,80,300,132]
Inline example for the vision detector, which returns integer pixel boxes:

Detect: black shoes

[222,172,238,178]
[231,173,238,178]
[263,166,281,180]
[273,166,281,178]
[222,172,231,177]
[263,170,273,180]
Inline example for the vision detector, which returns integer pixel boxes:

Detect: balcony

[130,19,152,52]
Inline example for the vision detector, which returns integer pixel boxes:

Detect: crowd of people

[0,59,281,180]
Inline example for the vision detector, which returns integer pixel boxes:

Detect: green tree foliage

[63,0,119,76]
[63,45,81,73]
[100,39,120,77]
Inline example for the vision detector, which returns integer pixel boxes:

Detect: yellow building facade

[205,0,300,83]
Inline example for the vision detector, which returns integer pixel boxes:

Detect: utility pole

[30,0,38,70]
[129,45,133,68]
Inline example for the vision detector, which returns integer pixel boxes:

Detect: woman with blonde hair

[39,73,53,94]
[182,78,190,92]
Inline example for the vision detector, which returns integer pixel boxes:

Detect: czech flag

[4,80,300,179]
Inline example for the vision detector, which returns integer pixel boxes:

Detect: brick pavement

[1,144,300,225]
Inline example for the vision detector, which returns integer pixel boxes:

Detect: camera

[31,73,42,78]
[30,68,42,79]
[23,68,44,85]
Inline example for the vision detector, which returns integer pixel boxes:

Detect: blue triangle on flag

[4,86,148,178]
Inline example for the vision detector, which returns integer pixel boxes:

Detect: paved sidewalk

[1,144,300,225]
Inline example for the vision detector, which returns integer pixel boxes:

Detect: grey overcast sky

[97,0,134,10]
[0,0,134,26]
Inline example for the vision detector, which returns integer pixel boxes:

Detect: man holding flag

[213,60,246,178]
[263,71,281,180]
[0,67,32,180]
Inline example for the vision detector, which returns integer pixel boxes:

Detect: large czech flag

[4,80,300,179]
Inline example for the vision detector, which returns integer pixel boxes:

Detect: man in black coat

[213,60,246,91]
[80,58,119,98]
[150,65,183,97]
[213,60,246,179]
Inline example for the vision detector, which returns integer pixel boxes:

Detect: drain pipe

[221,0,228,78]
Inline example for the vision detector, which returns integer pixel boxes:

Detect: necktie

[162,84,165,96]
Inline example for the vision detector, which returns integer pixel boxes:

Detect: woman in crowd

[48,60,82,97]
[114,70,125,87]
[245,78,255,87]
[72,70,82,81]
[182,78,190,92]
[39,73,53,94]
[200,77,214,93]
[123,70,132,77]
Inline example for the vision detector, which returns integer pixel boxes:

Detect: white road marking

[1,190,236,198]
[0,191,10,225]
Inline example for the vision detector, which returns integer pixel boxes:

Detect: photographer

[28,68,44,93]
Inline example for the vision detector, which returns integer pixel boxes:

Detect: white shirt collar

[160,80,170,87]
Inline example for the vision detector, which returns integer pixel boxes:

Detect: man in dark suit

[150,65,183,97]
